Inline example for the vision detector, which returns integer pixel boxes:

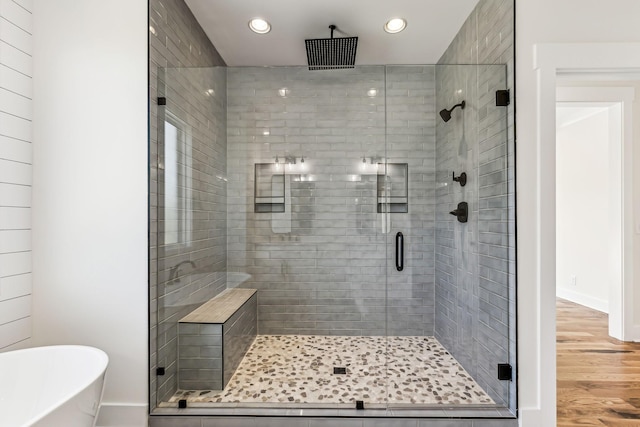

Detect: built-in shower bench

[177,288,257,390]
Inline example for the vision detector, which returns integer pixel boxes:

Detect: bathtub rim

[0,344,109,427]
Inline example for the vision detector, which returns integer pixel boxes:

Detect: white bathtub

[0,345,109,427]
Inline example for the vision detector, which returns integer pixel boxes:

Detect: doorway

[556,95,624,337]
[555,84,634,341]
[531,42,640,425]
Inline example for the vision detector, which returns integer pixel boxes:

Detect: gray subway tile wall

[177,293,257,391]
[222,295,258,386]
[435,0,515,410]
[226,66,436,337]
[178,323,223,390]
[149,0,227,405]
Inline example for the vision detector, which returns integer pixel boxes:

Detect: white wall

[516,0,640,425]
[0,0,33,351]
[32,0,148,425]
[556,107,611,312]
[21,1,640,426]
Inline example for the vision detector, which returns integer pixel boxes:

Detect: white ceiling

[184,0,480,66]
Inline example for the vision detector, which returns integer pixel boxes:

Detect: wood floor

[557,298,640,426]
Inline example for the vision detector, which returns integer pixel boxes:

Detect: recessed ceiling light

[384,18,407,34]
[249,18,271,34]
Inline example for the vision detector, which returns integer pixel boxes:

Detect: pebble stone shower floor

[169,335,494,406]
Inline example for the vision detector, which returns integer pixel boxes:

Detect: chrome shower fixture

[439,100,466,122]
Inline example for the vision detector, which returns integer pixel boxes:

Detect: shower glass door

[151,63,514,413]
[381,65,440,408]
[153,65,392,409]
[383,64,513,409]
[223,65,390,408]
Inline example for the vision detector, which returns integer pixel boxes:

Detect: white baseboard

[556,287,608,313]
[518,407,555,427]
[96,403,147,427]
[631,325,640,342]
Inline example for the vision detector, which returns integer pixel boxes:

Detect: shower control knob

[453,171,467,186]
[449,202,468,223]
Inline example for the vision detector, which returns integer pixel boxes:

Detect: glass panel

[151,63,514,414]
[155,65,389,409]
[384,63,510,409]
[223,65,389,407]
[153,66,228,405]
[383,65,444,408]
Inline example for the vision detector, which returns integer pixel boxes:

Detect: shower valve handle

[449,202,469,223]
[452,171,467,186]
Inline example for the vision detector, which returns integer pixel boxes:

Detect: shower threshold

[166,335,494,407]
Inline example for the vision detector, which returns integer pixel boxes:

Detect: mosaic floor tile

[169,335,494,406]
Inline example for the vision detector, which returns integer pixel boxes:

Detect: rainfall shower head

[305,25,358,71]
[439,100,466,122]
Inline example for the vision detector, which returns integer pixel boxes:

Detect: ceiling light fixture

[384,18,407,34]
[249,18,271,34]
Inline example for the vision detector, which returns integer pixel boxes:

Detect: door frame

[555,86,634,340]
[530,42,640,426]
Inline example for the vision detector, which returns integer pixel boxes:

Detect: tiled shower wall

[149,0,227,404]
[434,0,515,409]
[226,66,436,336]
[385,66,437,335]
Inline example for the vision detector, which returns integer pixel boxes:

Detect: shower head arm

[449,100,466,113]
[439,100,466,122]
[328,25,351,38]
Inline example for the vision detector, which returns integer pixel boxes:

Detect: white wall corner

[556,288,608,313]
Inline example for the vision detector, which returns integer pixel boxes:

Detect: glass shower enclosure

[150,63,515,415]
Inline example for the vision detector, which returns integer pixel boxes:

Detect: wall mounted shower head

[439,100,466,122]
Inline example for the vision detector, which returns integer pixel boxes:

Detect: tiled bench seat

[177,288,257,390]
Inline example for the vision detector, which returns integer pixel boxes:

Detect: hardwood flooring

[557,298,640,426]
